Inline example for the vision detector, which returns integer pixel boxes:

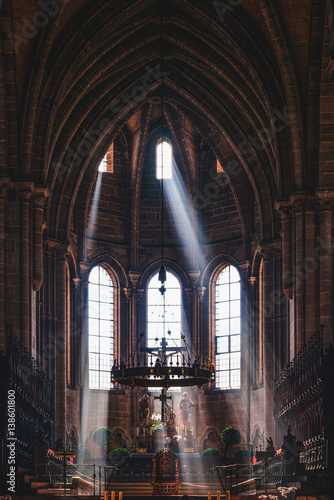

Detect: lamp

[111,0,215,422]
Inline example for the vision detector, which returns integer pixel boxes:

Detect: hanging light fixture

[111,0,215,421]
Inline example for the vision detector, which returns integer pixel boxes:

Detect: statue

[166,411,177,438]
[139,393,150,428]
[179,392,196,436]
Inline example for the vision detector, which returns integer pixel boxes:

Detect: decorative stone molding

[275,200,292,220]
[197,286,206,302]
[188,270,200,287]
[259,240,281,260]
[249,276,257,287]
[72,277,81,289]
[137,288,144,302]
[123,287,132,302]
[129,270,142,289]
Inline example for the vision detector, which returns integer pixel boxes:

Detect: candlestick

[111,492,115,500]
[217,492,221,500]
[104,492,108,500]
[227,491,230,500]
[136,427,139,437]
[119,493,123,500]
[208,493,211,500]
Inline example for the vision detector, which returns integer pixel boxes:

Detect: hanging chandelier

[111,0,215,419]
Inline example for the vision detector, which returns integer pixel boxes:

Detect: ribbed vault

[18,0,297,247]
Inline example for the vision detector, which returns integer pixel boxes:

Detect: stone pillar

[20,189,31,349]
[32,189,48,292]
[317,194,334,348]
[71,277,82,387]
[188,270,200,356]
[197,285,206,360]
[240,262,251,443]
[293,198,306,352]
[55,246,68,440]
[304,199,316,339]
[79,263,90,386]
[261,246,276,443]
[276,202,293,300]
[0,182,8,351]
[129,271,142,361]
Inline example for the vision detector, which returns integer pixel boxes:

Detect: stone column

[20,188,31,349]
[197,285,206,360]
[293,198,306,353]
[240,262,251,443]
[71,276,82,387]
[304,199,316,339]
[32,189,48,292]
[188,270,200,356]
[0,182,8,351]
[129,271,142,361]
[276,202,293,300]
[79,263,90,387]
[317,194,334,348]
[261,246,276,443]
[55,246,68,440]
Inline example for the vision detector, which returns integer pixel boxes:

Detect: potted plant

[92,427,113,459]
[221,426,241,458]
[109,448,130,466]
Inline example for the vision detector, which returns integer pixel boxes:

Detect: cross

[154,388,172,422]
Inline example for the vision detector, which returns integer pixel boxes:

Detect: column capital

[129,270,142,289]
[259,239,281,260]
[291,193,314,213]
[32,187,50,207]
[123,287,132,302]
[19,189,32,202]
[72,277,81,289]
[44,238,69,261]
[249,276,257,287]
[188,270,201,287]
[274,199,292,220]
[79,261,91,280]
[316,188,334,212]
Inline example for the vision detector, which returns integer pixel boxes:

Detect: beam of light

[79,170,110,464]
[164,159,205,271]
[86,170,103,241]
[79,383,110,464]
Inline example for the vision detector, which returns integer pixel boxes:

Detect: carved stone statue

[139,393,150,428]
[166,411,177,438]
[179,392,196,436]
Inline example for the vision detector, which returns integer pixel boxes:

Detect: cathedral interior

[1,0,334,497]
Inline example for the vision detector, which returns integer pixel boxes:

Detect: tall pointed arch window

[147,270,182,358]
[156,139,172,179]
[215,265,241,389]
[88,266,114,389]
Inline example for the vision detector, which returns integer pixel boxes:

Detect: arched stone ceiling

[14,0,302,245]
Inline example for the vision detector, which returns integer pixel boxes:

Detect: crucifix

[141,335,186,422]
[154,388,172,423]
